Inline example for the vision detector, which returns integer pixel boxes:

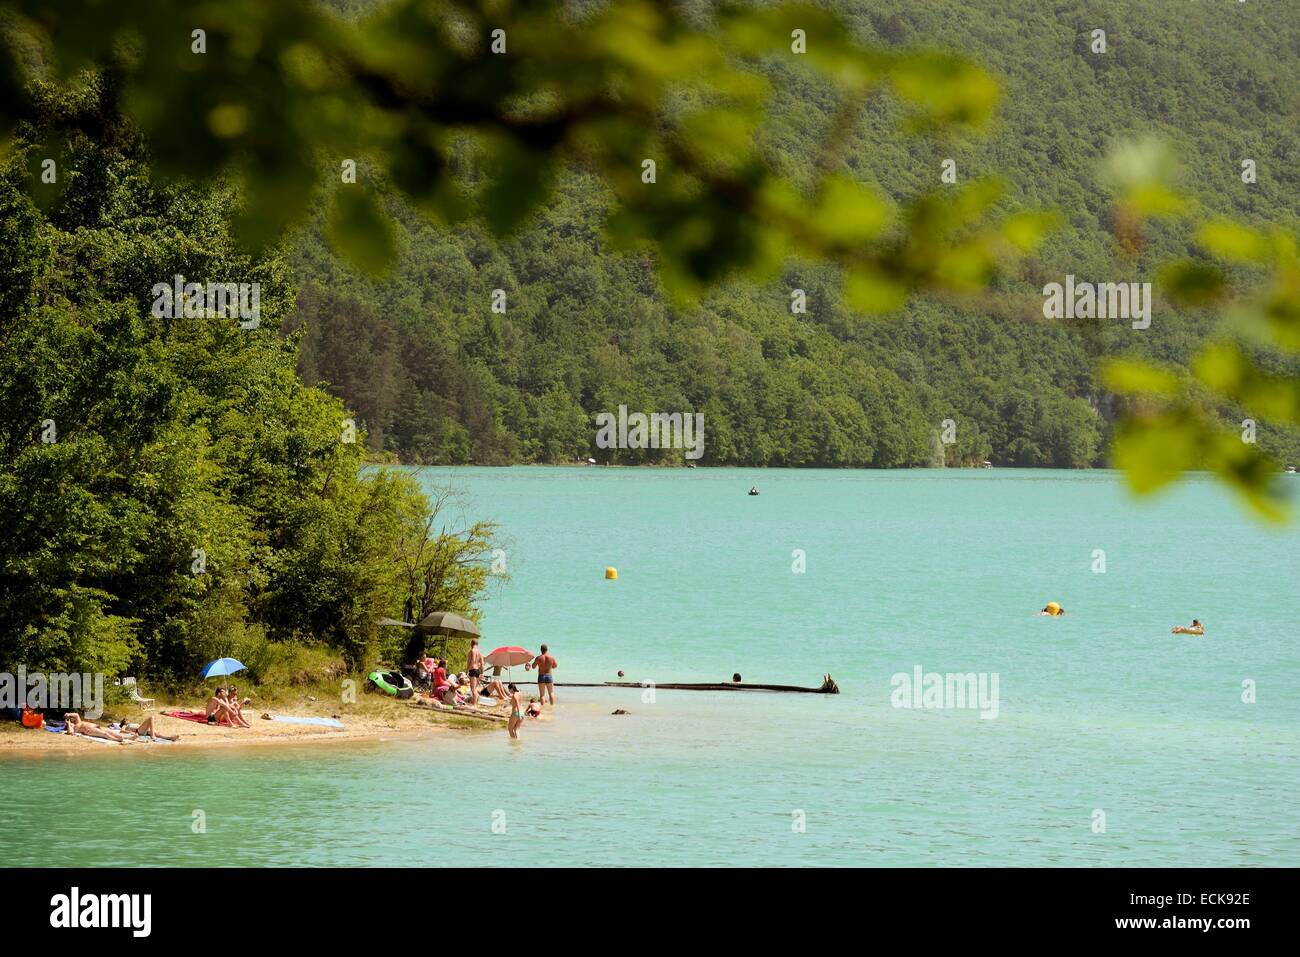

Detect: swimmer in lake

[1171,618,1204,636]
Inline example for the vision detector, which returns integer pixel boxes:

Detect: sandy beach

[0,693,513,754]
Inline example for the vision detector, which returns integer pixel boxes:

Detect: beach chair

[121,677,155,708]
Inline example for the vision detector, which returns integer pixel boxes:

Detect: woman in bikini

[507,683,525,739]
[117,716,180,741]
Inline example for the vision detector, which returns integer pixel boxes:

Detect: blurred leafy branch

[1101,140,1299,520]
[0,0,1041,298]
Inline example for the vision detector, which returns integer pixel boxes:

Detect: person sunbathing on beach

[481,676,509,702]
[63,713,126,743]
[117,717,179,742]
[1172,619,1205,636]
[507,684,524,739]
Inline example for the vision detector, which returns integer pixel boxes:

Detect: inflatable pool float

[366,670,414,699]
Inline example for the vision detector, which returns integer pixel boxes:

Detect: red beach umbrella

[485,646,534,683]
[485,646,533,669]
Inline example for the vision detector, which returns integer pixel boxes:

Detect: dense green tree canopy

[2,0,1299,677]
[0,79,498,677]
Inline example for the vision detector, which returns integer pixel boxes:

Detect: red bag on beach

[20,707,44,729]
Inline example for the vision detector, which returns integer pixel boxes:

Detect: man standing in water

[530,644,558,705]
[466,638,485,704]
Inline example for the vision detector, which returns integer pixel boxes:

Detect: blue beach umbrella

[201,658,246,688]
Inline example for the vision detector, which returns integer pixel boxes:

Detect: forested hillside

[0,81,495,675]
[292,0,1300,468]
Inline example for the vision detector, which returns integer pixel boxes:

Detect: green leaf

[1103,138,1187,219]
[1205,432,1290,523]
[1111,414,1199,495]
[813,176,891,246]
[1190,342,1247,394]
[1101,359,1181,397]
[1198,221,1271,264]
[845,265,907,313]
[890,54,1000,129]
[999,211,1058,253]
[327,187,396,275]
[1159,260,1226,305]
[479,145,556,237]
[1263,267,1300,351]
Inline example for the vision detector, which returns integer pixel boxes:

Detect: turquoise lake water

[3,467,1298,866]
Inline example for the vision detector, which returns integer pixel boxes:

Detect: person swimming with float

[1037,601,1065,616]
[1171,619,1204,636]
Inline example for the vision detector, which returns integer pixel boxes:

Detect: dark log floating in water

[509,675,840,694]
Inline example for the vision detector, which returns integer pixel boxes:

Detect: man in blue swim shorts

[530,644,558,705]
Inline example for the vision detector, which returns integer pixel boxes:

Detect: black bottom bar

[0,867,1277,944]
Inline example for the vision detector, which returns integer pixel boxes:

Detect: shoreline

[0,697,510,756]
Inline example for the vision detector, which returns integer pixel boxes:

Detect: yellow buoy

[605,567,618,580]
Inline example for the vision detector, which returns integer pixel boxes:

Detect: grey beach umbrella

[417,611,480,639]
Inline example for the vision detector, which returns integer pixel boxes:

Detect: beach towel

[268,715,345,728]
[162,709,226,725]
[107,723,178,743]
[44,726,116,744]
